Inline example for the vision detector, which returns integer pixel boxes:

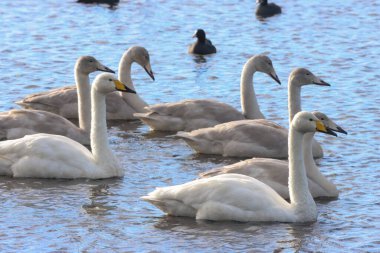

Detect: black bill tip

[335,126,348,135]
[269,73,281,85]
[144,66,155,81]
[324,127,338,137]
[98,67,115,74]
[118,86,136,94]
[313,79,330,86]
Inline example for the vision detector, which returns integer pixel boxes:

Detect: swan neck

[75,71,91,132]
[240,62,264,119]
[288,128,316,218]
[303,133,316,174]
[119,52,134,89]
[304,133,338,195]
[288,81,302,126]
[90,89,116,164]
[118,50,148,112]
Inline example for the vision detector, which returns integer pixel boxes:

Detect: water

[0,0,379,252]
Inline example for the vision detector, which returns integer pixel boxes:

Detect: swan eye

[321,117,325,120]
[108,78,112,82]
[309,118,313,121]
[306,73,310,76]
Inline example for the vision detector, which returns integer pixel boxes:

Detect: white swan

[0,73,136,179]
[134,54,281,132]
[0,56,114,144]
[16,46,154,120]
[176,68,330,158]
[200,111,347,199]
[142,111,336,222]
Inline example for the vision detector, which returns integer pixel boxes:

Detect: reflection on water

[82,184,116,215]
[0,0,379,252]
[192,55,207,64]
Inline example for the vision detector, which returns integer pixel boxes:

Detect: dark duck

[255,0,282,18]
[77,0,119,7]
[188,29,217,55]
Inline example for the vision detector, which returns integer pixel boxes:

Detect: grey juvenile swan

[142,111,336,222]
[200,111,347,199]
[134,54,281,132]
[1,56,113,144]
[177,68,330,158]
[16,46,154,120]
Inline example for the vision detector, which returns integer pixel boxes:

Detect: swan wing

[17,87,138,120]
[200,158,290,198]
[142,174,293,222]
[0,134,100,178]
[16,86,78,117]
[104,91,137,119]
[177,119,288,158]
[135,99,244,131]
[201,157,336,199]
[0,109,89,144]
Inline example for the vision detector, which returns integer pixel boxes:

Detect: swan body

[135,99,245,132]
[255,0,282,18]
[0,109,89,144]
[188,29,217,55]
[135,55,280,132]
[1,56,114,144]
[177,119,289,157]
[177,68,330,158]
[142,111,335,222]
[200,112,346,199]
[16,46,154,120]
[0,73,135,179]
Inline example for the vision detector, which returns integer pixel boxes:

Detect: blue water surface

[0,0,379,252]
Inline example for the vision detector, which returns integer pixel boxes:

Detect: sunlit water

[0,0,379,252]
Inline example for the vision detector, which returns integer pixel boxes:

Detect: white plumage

[0,73,135,179]
[142,112,336,222]
[200,111,346,199]
[1,56,113,144]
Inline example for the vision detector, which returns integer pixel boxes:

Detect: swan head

[292,111,337,137]
[289,68,330,87]
[93,73,136,94]
[312,111,347,135]
[251,55,281,84]
[76,56,115,75]
[129,46,155,81]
